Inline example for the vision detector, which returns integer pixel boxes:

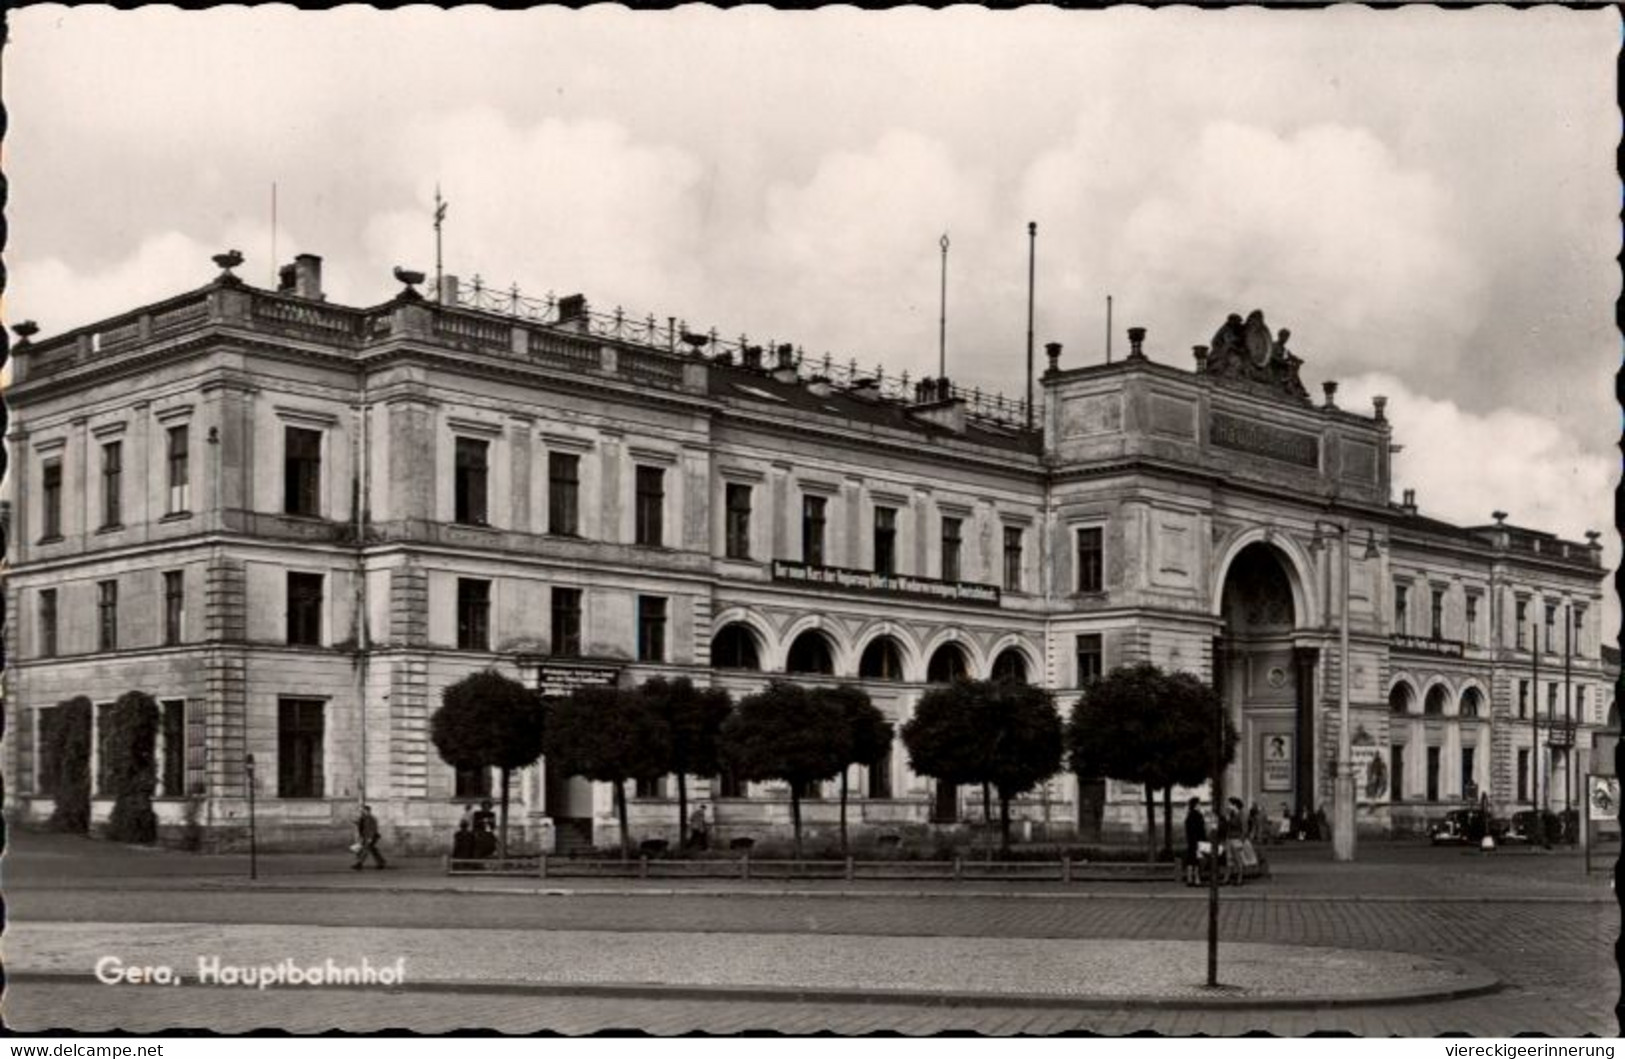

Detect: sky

[5,5,1619,632]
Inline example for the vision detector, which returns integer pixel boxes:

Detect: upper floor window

[802,495,827,566]
[634,466,664,547]
[163,571,184,647]
[1546,682,1558,718]
[1076,526,1104,594]
[1517,680,1530,719]
[457,578,491,651]
[38,588,58,659]
[1464,594,1480,646]
[1515,598,1529,649]
[873,507,898,576]
[284,427,323,517]
[551,587,582,657]
[166,425,191,514]
[1544,602,1557,653]
[41,458,63,540]
[941,516,963,582]
[1429,588,1445,640]
[637,595,667,663]
[1003,526,1023,593]
[547,452,580,536]
[1573,606,1586,656]
[1075,633,1103,686]
[287,572,324,647]
[725,483,752,560]
[160,699,186,798]
[97,580,118,651]
[453,438,489,526]
[1394,584,1409,634]
[100,441,123,529]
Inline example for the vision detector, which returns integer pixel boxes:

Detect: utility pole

[1565,603,1574,838]
[1106,295,1113,363]
[1332,522,1355,862]
[434,185,448,303]
[1532,620,1545,846]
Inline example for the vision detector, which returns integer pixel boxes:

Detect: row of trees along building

[432,663,1239,861]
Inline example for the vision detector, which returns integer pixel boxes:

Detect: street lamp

[1311,521,1382,863]
[244,753,258,881]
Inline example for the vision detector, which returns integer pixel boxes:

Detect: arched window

[1459,687,1482,719]
[786,630,836,675]
[1424,685,1449,716]
[990,648,1029,684]
[1389,683,1415,715]
[927,643,969,684]
[859,637,905,681]
[710,623,761,671]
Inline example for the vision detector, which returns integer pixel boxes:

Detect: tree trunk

[840,766,850,858]
[615,780,631,862]
[1162,786,1173,856]
[677,772,689,851]
[999,790,1012,857]
[791,788,803,861]
[499,767,511,860]
[1145,785,1157,864]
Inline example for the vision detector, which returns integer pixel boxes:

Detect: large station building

[3,254,1613,850]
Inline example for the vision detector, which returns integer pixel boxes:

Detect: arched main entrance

[1216,540,1314,825]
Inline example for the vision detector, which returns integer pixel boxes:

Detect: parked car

[1431,807,1500,845]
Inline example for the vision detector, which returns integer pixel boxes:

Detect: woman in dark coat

[1183,797,1207,887]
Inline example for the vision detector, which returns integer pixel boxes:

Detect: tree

[431,670,545,859]
[638,676,733,848]
[814,684,893,856]
[104,690,160,844]
[46,696,93,834]
[902,680,1063,855]
[719,681,849,859]
[1067,663,1238,862]
[544,685,671,860]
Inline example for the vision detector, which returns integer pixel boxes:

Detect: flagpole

[1025,222,1036,431]
[434,185,447,304]
[938,233,950,380]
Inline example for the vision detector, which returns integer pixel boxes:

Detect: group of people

[1181,796,1263,887]
[451,800,501,860]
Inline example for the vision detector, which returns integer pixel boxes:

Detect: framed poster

[1262,733,1293,792]
[1588,774,1619,821]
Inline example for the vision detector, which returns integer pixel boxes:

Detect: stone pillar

[508,416,533,532]
[841,477,863,569]
[770,463,791,560]
[1293,646,1320,823]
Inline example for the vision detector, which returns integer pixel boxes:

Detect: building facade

[3,255,1611,850]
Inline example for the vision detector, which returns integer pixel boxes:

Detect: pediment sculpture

[1202,310,1310,402]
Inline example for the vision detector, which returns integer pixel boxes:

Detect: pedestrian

[1246,802,1262,845]
[1182,797,1206,887]
[459,803,476,830]
[1313,805,1330,842]
[352,804,387,870]
[688,804,710,851]
[1278,803,1293,842]
[473,799,498,858]
[451,819,476,861]
[1224,797,1246,885]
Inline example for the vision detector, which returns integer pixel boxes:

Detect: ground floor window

[634,775,668,799]
[1517,748,1530,802]
[277,698,325,798]
[455,766,492,800]
[1460,746,1476,800]
[160,699,186,797]
[1425,746,1440,802]
[867,746,893,799]
[717,770,744,799]
[1390,744,1404,801]
[37,706,62,795]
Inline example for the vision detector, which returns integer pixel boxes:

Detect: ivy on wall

[104,690,159,844]
[47,696,93,834]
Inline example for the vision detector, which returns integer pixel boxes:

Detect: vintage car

[1430,808,1504,845]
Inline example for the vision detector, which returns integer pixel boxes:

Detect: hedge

[104,690,160,844]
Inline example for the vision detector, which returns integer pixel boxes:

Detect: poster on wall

[1588,774,1619,821]
[1351,726,1388,803]
[1261,733,1293,792]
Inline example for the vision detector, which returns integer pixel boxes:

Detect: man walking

[352,804,387,870]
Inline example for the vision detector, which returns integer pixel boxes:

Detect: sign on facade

[770,559,1000,606]
[1261,733,1293,792]
[1588,774,1619,821]
[529,661,621,699]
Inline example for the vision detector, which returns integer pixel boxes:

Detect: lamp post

[245,753,258,881]
[1313,520,1381,863]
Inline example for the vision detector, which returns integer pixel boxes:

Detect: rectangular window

[454,766,492,800]
[1003,526,1023,592]
[100,441,123,529]
[1076,527,1104,593]
[551,587,582,657]
[277,698,325,798]
[1391,745,1405,801]
[454,438,490,526]
[1515,599,1529,649]
[41,458,62,540]
[167,425,191,514]
[867,746,893,799]
[96,703,115,794]
[1460,747,1475,799]
[37,706,62,795]
[1465,595,1480,646]
[1517,680,1529,719]
[1546,683,1558,718]
[718,769,744,799]
[1075,633,1103,686]
[163,571,185,646]
[1394,585,1409,634]
[1517,749,1530,802]
[1577,685,1587,723]
[97,580,118,652]
[1544,603,1557,653]
[725,483,753,560]
[547,452,580,536]
[1430,588,1444,640]
[160,700,186,797]
[634,466,665,547]
[1425,746,1440,802]
[873,506,897,576]
[457,578,491,651]
[635,776,667,799]
[286,572,324,647]
[38,588,57,659]
[802,495,827,566]
[637,595,667,663]
[1573,608,1586,656]
[284,427,323,517]
[940,517,962,582]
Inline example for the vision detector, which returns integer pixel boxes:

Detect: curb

[3,966,1503,1012]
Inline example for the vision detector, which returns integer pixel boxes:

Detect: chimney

[1372,395,1387,422]
[294,254,324,300]
[1045,342,1062,376]
[1126,326,1147,361]
[1400,488,1417,515]
[1192,345,1208,372]
[771,344,798,384]
[741,345,763,370]
[440,274,460,306]
[557,294,588,331]
[1322,380,1339,409]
